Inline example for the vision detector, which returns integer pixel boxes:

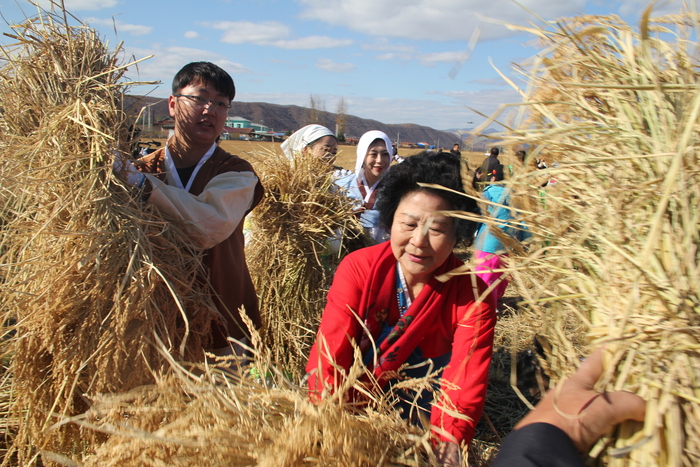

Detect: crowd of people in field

[113,61,646,467]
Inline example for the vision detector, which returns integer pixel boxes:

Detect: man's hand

[515,348,646,453]
[113,156,146,187]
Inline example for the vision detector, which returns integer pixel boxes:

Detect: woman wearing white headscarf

[336,130,393,242]
[281,124,338,163]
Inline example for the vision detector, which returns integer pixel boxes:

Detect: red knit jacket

[306,242,497,445]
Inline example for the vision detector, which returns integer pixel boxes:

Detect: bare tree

[307,94,325,125]
[335,97,347,142]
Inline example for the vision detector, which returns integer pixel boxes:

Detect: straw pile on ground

[68,349,441,466]
[475,5,700,465]
[245,150,368,381]
[0,8,220,464]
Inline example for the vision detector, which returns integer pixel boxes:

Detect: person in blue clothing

[336,130,393,243]
[473,164,528,301]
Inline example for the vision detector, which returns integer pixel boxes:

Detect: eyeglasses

[173,94,231,112]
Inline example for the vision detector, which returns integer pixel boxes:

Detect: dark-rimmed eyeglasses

[173,94,231,112]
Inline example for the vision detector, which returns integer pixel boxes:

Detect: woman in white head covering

[336,130,393,242]
[281,124,338,163]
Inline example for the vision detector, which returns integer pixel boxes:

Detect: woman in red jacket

[306,152,496,465]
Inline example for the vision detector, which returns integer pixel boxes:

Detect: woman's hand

[435,441,462,466]
[515,348,646,453]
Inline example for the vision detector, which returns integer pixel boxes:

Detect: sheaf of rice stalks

[0,4,220,463]
[471,4,700,465]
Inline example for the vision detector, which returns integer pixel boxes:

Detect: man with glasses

[114,61,263,360]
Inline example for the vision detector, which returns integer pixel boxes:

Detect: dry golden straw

[475,4,700,465]
[0,5,220,463]
[245,149,368,381]
[67,343,438,467]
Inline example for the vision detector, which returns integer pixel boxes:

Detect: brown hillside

[123,95,462,147]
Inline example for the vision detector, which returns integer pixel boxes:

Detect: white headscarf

[281,124,334,160]
[355,130,393,202]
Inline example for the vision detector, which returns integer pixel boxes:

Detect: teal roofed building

[225,116,252,128]
[225,116,271,133]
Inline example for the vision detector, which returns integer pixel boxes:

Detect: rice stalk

[245,149,368,382]
[42,323,442,467]
[479,5,700,465]
[0,5,220,463]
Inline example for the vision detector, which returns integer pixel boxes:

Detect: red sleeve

[306,251,367,399]
[430,292,497,445]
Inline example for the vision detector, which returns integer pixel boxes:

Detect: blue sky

[0,0,688,130]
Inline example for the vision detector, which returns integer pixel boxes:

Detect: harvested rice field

[1,2,698,467]
[146,138,491,172]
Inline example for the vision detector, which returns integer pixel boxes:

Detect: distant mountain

[123,95,462,147]
[446,127,502,153]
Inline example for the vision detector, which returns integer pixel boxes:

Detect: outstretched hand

[515,348,646,453]
[113,156,146,187]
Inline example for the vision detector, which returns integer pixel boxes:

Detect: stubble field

[147,138,491,170]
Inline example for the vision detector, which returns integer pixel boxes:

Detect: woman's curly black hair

[376,151,478,244]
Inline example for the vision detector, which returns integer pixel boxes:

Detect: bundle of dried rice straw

[245,149,368,381]
[67,347,440,466]
[0,5,220,463]
[473,4,700,465]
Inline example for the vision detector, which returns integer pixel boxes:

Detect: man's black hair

[376,151,478,244]
[172,62,236,101]
[490,147,499,157]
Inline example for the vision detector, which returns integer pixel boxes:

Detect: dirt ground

[143,138,490,171]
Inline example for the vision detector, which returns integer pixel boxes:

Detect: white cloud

[85,17,152,36]
[36,0,116,11]
[315,58,356,72]
[362,38,415,53]
[362,38,414,60]
[184,31,199,39]
[117,23,152,36]
[202,20,352,49]
[270,36,353,49]
[420,50,472,65]
[121,45,251,89]
[205,20,290,44]
[617,0,684,16]
[298,0,587,41]
[470,77,509,86]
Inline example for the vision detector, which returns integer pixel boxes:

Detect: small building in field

[226,116,271,133]
[221,127,256,140]
[154,117,175,131]
[251,122,271,133]
[225,116,252,129]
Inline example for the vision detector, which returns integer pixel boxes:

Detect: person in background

[281,124,338,164]
[281,124,352,178]
[450,143,461,158]
[481,147,500,176]
[492,348,646,467]
[473,164,529,302]
[508,149,527,175]
[472,166,483,191]
[307,152,496,466]
[113,61,263,359]
[336,130,393,242]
